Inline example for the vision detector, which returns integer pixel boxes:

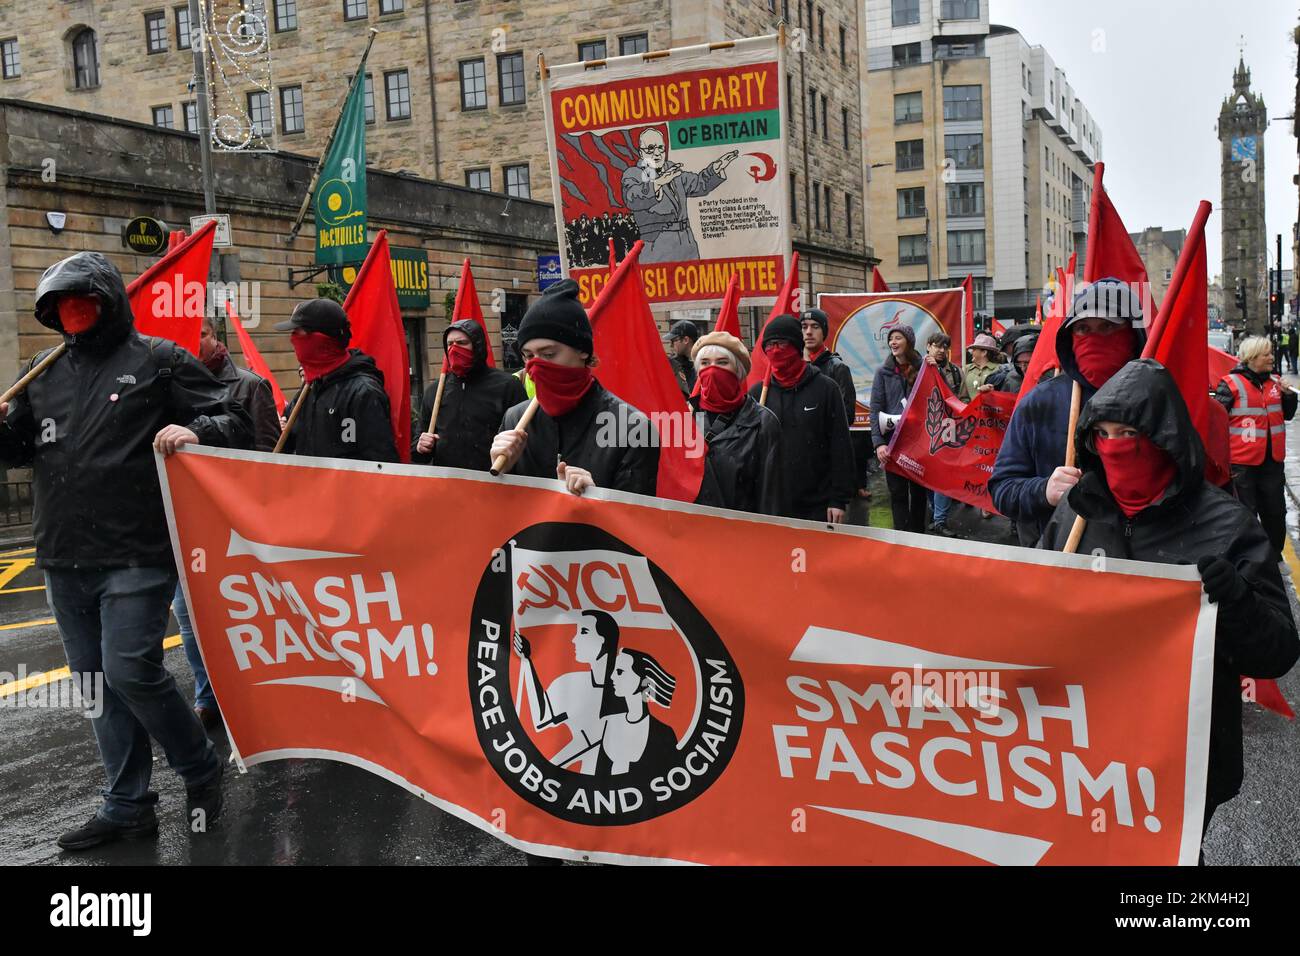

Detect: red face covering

[445,343,475,379]
[1072,327,1136,388]
[765,342,806,388]
[695,364,746,414]
[526,356,594,418]
[292,332,350,382]
[58,295,100,335]
[1095,433,1177,518]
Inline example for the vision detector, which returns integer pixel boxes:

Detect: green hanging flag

[314,74,368,266]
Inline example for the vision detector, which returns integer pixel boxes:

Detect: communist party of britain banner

[160,447,1214,866]
[818,289,966,430]
[542,35,790,309]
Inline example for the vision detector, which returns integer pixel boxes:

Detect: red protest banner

[883,361,1017,511]
[818,289,965,429]
[161,446,1214,865]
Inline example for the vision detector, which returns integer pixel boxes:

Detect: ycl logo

[470,523,744,826]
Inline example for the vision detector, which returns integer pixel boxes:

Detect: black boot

[57,812,158,851]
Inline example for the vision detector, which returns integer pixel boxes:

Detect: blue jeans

[45,566,219,825]
[173,583,216,711]
[929,490,952,525]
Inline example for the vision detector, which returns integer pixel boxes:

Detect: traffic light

[1271,291,1283,319]
[1235,282,1248,315]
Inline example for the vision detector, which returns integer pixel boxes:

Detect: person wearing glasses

[990,278,1147,546]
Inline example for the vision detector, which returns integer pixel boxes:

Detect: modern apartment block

[0,0,877,317]
[865,0,1101,322]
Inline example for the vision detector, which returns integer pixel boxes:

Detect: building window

[892,42,922,67]
[839,26,846,66]
[1,38,18,79]
[946,182,984,217]
[175,6,192,49]
[813,182,821,230]
[466,168,491,191]
[505,163,530,198]
[280,85,304,133]
[790,173,798,224]
[146,12,169,53]
[823,184,832,228]
[72,29,99,89]
[820,94,828,141]
[944,133,983,169]
[935,41,980,59]
[619,33,648,55]
[940,0,980,19]
[892,0,920,27]
[846,192,853,236]
[248,90,271,136]
[379,0,404,12]
[842,107,850,149]
[152,105,174,128]
[385,69,410,120]
[183,100,198,132]
[459,59,486,110]
[343,0,367,21]
[818,8,825,49]
[899,234,927,265]
[943,85,982,121]
[896,139,924,171]
[894,91,922,124]
[498,52,525,106]
[578,39,607,62]
[274,0,298,31]
[347,73,375,123]
[786,73,793,111]
[808,87,817,134]
[948,229,986,265]
[897,187,926,219]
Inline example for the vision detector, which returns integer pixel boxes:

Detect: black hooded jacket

[693,395,786,515]
[748,364,855,518]
[500,381,659,496]
[412,319,526,471]
[812,349,869,490]
[1039,360,1299,809]
[0,252,251,569]
[212,352,280,452]
[281,350,398,462]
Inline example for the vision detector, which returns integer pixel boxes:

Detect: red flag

[1141,201,1229,485]
[1083,163,1155,322]
[714,273,741,338]
[588,240,705,502]
[1248,677,1296,719]
[990,318,1006,337]
[1034,295,1042,325]
[746,251,800,391]
[960,274,974,355]
[452,258,494,367]
[1018,267,1071,406]
[343,230,412,463]
[871,267,891,293]
[126,218,217,356]
[225,300,288,415]
[608,239,617,275]
[1208,346,1237,389]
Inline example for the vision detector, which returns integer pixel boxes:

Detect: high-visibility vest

[1224,372,1285,465]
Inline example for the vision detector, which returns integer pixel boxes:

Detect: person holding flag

[872,324,928,533]
[990,278,1146,546]
[489,279,658,496]
[1039,360,1298,848]
[751,314,854,523]
[413,320,526,470]
[1214,336,1298,559]
[274,298,399,462]
[688,331,785,515]
[0,251,251,850]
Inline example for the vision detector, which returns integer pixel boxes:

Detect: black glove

[1196,556,1250,605]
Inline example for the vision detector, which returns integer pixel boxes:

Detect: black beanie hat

[801,308,829,335]
[517,279,593,355]
[762,313,804,351]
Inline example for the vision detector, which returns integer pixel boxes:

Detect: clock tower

[1219,56,1269,335]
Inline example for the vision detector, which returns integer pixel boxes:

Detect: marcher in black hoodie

[1039,360,1299,837]
[802,308,870,499]
[274,299,399,462]
[0,251,249,850]
[748,314,854,522]
[689,331,785,515]
[412,319,526,470]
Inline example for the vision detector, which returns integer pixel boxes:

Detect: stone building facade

[1128,226,1185,309]
[1218,57,1268,335]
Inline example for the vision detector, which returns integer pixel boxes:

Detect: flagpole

[287,28,379,241]
[1061,381,1085,553]
[491,398,539,475]
[422,363,448,448]
[0,344,67,405]
[273,381,312,454]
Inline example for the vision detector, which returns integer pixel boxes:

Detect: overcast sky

[988,0,1298,276]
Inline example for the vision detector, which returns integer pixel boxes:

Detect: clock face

[1231,136,1257,161]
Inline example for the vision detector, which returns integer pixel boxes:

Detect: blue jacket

[870,353,918,448]
[989,317,1145,535]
